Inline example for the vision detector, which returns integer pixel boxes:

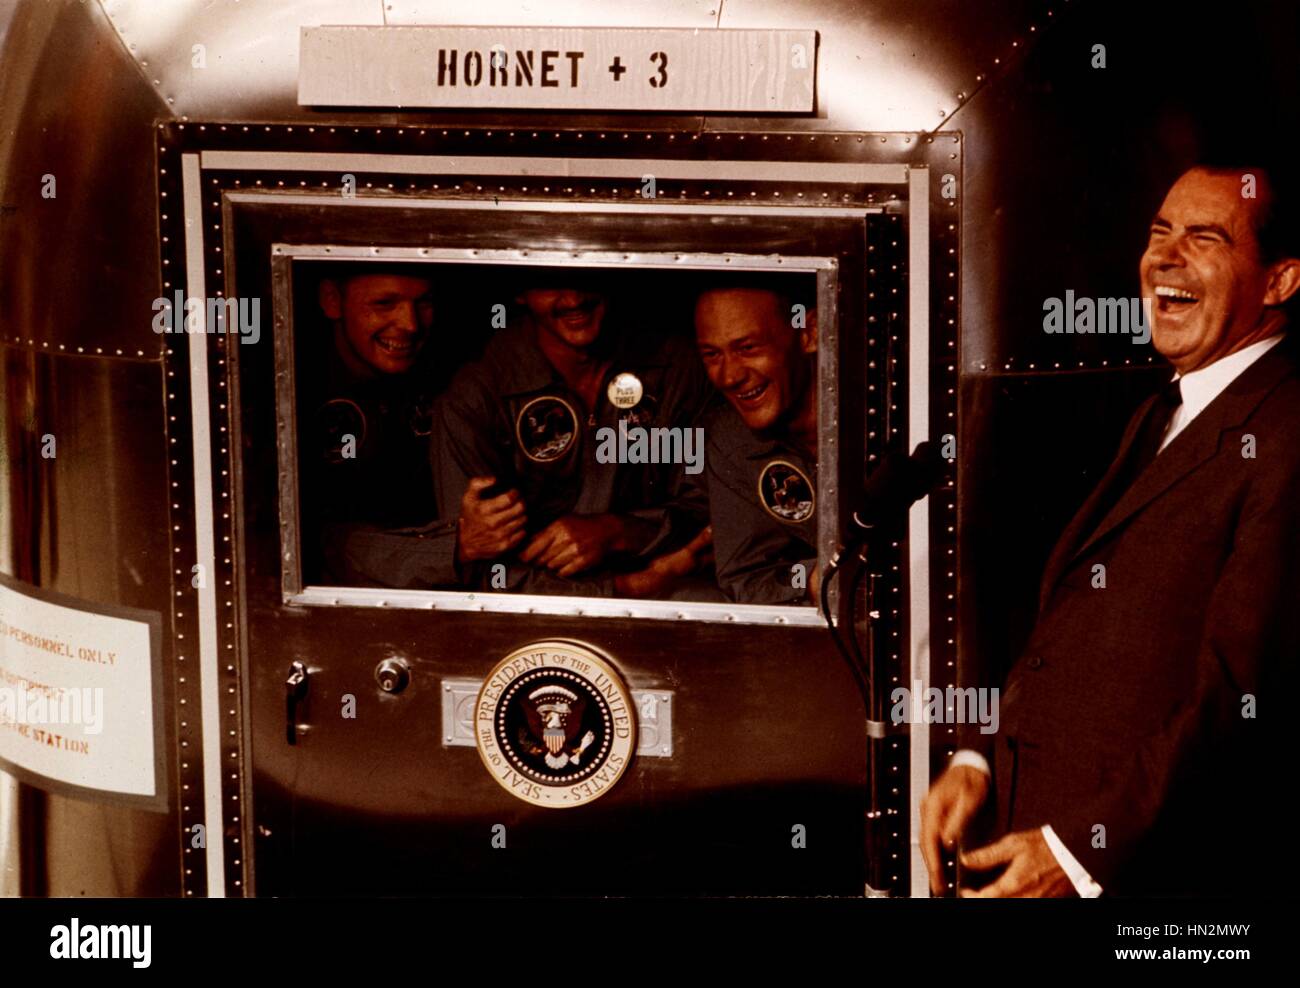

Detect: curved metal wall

[88,0,1026,132]
[0,0,1023,898]
[0,0,176,894]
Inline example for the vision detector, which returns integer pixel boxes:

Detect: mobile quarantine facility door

[157,124,957,896]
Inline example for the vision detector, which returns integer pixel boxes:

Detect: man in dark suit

[921,163,1300,896]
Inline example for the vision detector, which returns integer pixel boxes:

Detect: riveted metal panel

[0,0,166,356]
[148,121,954,895]
[4,0,976,898]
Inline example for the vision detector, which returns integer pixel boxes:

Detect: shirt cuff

[1042,824,1103,898]
[950,749,991,776]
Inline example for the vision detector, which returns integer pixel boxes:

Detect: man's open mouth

[1153,285,1200,313]
[375,337,417,355]
[732,382,769,405]
[555,299,601,324]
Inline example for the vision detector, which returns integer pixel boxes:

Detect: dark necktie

[1127,378,1184,477]
[1087,378,1183,533]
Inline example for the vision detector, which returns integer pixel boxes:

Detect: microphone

[850,441,947,529]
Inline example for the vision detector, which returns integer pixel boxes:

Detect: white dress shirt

[951,332,1286,897]
[1159,334,1284,450]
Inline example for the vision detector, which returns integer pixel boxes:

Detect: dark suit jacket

[964,333,1299,896]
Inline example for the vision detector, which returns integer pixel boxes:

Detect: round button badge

[606,372,644,410]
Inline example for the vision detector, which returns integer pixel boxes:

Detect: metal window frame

[270,240,840,627]
[182,153,228,896]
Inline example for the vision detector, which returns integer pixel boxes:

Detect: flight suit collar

[488,322,560,397]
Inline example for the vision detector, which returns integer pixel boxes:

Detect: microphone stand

[822,442,944,896]
[820,516,897,897]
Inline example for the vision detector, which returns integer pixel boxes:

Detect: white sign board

[299,26,816,113]
[0,576,164,809]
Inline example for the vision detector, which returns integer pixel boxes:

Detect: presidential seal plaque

[475,640,636,808]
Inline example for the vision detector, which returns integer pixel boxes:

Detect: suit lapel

[1068,417,1220,563]
[1039,336,1298,611]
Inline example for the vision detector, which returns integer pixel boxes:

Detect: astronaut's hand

[519,513,631,576]
[456,477,527,563]
[614,526,714,598]
[920,764,990,895]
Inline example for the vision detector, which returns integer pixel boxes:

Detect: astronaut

[302,266,449,582]
[692,280,821,604]
[437,274,714,595]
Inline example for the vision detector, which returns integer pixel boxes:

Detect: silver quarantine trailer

[1,0,1285,898]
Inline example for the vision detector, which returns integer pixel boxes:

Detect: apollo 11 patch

[757,458,815,523]
[475,640,635,808]
[316,397,367,464]
[515,394,578,463]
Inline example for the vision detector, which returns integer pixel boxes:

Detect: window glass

[291,260,821,607]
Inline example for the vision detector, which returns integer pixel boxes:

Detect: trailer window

[274,250,834,621]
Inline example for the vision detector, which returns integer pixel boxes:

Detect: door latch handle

[286,661,308,745]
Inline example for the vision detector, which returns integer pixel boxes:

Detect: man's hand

[614,526,714,598]
[920,764,990,895]
[958,829,1074,898]
[456,477,526,564]
[519,513,631,577]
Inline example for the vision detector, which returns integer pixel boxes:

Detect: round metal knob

[374,657,411,694]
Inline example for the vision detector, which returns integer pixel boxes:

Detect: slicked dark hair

[1190,159,1299,264]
